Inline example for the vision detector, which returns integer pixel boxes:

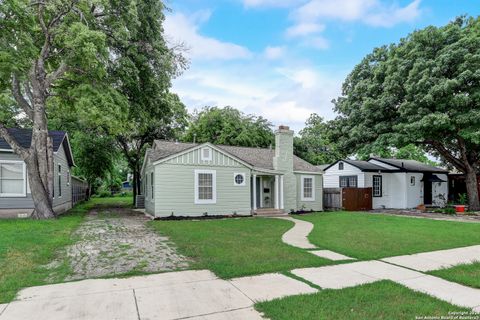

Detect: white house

[323,158,449,209]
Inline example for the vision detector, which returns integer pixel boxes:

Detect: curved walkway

[271,216,317,249]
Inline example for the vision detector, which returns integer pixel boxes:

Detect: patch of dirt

[50,208,189,281]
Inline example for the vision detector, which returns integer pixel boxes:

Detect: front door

[262,178,272,207]
[424,176,432,205]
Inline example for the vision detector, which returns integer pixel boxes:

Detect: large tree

[294,114,344,165]
[333,16,480,210]
[0,0,111,218]
[184,106,274,147]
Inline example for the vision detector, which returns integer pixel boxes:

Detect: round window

[234,174,244,185]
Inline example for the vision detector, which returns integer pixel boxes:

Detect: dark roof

[369,157,448,173]
[0,128,66,151]
[316,164,331,171]
[149,140,320,172]
[324,159,392,172]
[0,128,74,166]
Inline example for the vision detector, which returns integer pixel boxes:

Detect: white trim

[259,176,263,208]
[0,160,27,197]
[57,163,62,198]
[294,171,323,175]
[200,147,212,161]
[0,149,14,152]
[253,174,257,210]
[301,175,315,201]
[280,175,284,209]
[194,169,217,204]
[274,175,279,209]
[233,172,246,186]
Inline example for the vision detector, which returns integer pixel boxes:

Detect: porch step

[254,208,287,217]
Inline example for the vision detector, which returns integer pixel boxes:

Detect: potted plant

[454,193,468,214]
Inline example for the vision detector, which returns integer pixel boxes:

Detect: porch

[252,172,286,216]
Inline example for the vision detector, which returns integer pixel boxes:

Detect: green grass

[150,218,332,278]
[0,196,132,303]
[430,262,480,288]
[297,212,480,259]
[255,280,468,320]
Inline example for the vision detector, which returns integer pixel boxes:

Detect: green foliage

[332,16,480,168]
[459,193,468,205]
[294,114,345,165]
[184,106,274,147]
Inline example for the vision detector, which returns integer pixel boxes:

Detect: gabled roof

[324,159,394,172]
[148,140,320,173]
[369,157,448,173]
[0,128,74,167]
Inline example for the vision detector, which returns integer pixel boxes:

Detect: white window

[373,175,382,197]
[200,147,212,161]
[67,170,70,186]
[410,176,415,186]
[0,161,26,197]
[195,169,216,204]
[233,173,246,186]
[58,164,62,197]
[301,175,315,201]
[151,172,154,199]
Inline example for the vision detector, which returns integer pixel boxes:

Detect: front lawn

[297,212,480,259]
[0,196,132,303]
[150,218,332,278]
[255,280,468,320]
[429,262,480,288]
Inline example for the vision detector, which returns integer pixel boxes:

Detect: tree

[294,114,344,165]
[333,16,480,209]
[184,106,274,147]
[0,0,110,218]
[92,0,188,204]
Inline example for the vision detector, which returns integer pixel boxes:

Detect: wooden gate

[342,188,372,211]
[323,188,342,210]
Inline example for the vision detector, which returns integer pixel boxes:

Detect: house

[448,173,480,203]
[323,158,449,209]
[0,128,83,218]
[140,125,323,218]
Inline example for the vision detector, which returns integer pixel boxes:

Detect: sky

[164,0,480,133]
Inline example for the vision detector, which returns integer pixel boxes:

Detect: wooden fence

[71,176,89,205]
[342,187,372,211]
[323,188,342,210]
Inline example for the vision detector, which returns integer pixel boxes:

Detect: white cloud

[293,0,421,27]
[172,62,345,132]
[164,11,253,61]
[286,22,325,37]
[263,46,286,60]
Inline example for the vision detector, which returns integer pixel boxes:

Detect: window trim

[410,176,415,186]
[233,172,246,186]
[194,169,216,204]
[339,175,358,188]
[151,172,154,199]
[58,164,62,198]
[338,162,344,170]
[0,160,27,198]
[301,175,315,201]
[200,147,212,161]
[373,175,382,197]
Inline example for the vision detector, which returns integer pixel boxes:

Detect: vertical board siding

[154,164,251,217]
[162,147,244,168]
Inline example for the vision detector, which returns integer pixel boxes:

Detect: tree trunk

[465,167,480,211]
[26,154,56,219]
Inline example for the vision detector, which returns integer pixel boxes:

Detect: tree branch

[0,123,29,159]
[427,140,466,172]
[45,62,68,88]
[12,75,33,119]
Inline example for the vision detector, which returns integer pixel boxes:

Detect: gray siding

[295,173,323,211]
[154,163,251,217]
[0,145,72,214]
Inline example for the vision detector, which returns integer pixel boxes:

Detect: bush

[97,190,112,198]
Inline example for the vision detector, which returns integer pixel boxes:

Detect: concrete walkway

[271,216,317,249]
[0,270,316,320]
[382,245,480,271]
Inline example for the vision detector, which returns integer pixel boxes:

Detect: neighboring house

[448,173,480,203]
[140,125,323,218]
[0,128,78,218]
[323,158,449,209]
